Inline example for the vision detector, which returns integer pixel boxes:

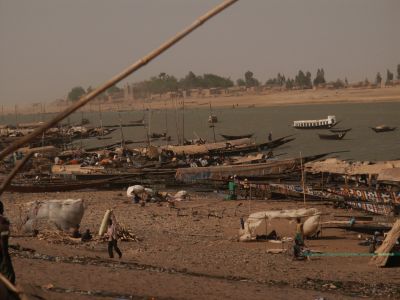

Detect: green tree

[149,73,179,94]
[201,73,233,88]
[285,78,294,89]
[386,69,394,85]
[375,72,382,85]
[236,78,246,86]
[107,85,122,95]
[397,64,400,80]
[306,72,312,87]
[313,68,326,86]
[266,73,286,87]
[68,86,85,102]
[244,71,259,87]
[332,79,345,89]
[180,71,199,89]
[295,70,312,89]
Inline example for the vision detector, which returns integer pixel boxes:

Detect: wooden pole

[146,105,151,146]
[14,105,18,126]
[164,100,168,146]
[174,99,181,145]
[209,101,216,142]
[300,152,306,205]
[118,111,125,148]
[320,172,324,201]
[182,98,185,143]
[0,0,238,161]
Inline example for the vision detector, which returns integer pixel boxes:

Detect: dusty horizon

[1,0,399,105]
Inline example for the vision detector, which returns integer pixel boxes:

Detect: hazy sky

[0,0,399,105]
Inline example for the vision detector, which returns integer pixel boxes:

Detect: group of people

[227,176,251,200]
[71,214,122,259]
[70,213,123,259]
[70,225,93,242]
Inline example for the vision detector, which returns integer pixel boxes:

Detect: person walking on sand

[106,214,122,259]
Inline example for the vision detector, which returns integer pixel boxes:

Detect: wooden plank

[370,219,400,267]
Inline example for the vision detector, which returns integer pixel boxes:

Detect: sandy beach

[5,189,400,299]
[8,85,400,115]
[173,85,400,110]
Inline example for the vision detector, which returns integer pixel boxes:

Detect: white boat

[293,115,337,129]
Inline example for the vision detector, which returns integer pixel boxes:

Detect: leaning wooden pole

[0,0,238,161]
[0,151,34,196]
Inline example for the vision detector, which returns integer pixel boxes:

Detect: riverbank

[5,85,400,115]
[6,189,400,299]
[168,85,400,110]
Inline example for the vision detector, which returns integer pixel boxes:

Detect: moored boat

[318,132,346,140]
[370,125,397,133]
[220,133,254,140]
[330,128,352,133]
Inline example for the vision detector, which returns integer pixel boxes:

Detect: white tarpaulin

[126,185,145,196]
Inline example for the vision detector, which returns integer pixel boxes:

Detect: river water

[4,102,400,161]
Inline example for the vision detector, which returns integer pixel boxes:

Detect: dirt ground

[3,189,400,299]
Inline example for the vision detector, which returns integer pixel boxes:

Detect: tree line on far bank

[67,64,400,102]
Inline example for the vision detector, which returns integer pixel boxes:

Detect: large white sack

[23,199,84,232]
[239,217,267,242]
[127,185,144,196]
[239,208,320,242]
[303,215,320,237]
[174,190,188,201]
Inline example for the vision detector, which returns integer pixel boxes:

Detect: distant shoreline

[4,85,400,115]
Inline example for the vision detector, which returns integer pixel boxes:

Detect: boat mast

[182,98,185,144]
[300,152,306,205]
[147,105,151,146]
[98,102,105,142]
[14,104,18,126]
[164,100,168,146]
[118,110,125,148]
[174,98,181,145]
[209,101,216,142]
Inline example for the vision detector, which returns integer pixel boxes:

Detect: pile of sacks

[126,185,189,202]
[22,199,84,233]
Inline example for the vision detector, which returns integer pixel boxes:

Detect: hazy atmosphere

[2,2,400,299]
[0,0,399,105]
